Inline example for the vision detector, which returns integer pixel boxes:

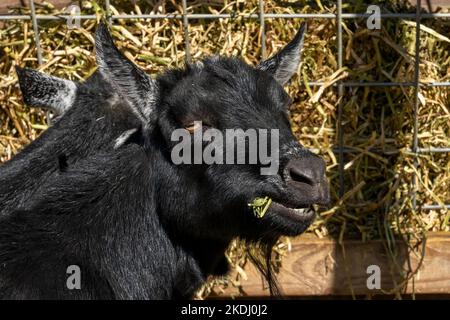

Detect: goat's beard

[245,236,282,298]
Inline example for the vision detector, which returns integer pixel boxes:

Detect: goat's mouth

[268,201,317,225]
[248,196,317,225]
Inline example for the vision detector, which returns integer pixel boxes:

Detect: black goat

[0,23,329,299]
[0,70,122,216]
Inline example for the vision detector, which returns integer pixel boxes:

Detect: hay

[0,0,449,298]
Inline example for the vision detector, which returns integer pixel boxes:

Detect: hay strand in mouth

[248,196,272,218]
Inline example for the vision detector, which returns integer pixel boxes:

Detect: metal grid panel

[337,0,344,197]
[1,0,448,210]
[412,0,422,210]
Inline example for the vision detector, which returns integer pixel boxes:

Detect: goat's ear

[95,22,158,125]
[258,23,306,86]
[15,67,77,115]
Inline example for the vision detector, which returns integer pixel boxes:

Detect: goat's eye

[185,122,210,134]
[185,122,201,134]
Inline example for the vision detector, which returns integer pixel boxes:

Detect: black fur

[0,23,328,299]
[0,71,139,216]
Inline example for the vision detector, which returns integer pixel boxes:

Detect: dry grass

[0,0,449,298]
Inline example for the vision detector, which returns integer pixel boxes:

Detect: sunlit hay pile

[0,0,449,298]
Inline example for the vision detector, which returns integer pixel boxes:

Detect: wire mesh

[1,0,448,210]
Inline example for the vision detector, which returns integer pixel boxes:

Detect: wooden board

[0,0,73,14]
[213,232,450,297]
[409,0,450,11]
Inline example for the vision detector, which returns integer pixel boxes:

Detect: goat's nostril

[288,167,315,186]
[283,156,329,204]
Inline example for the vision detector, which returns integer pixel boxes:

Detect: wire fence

[1,0,449,210]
